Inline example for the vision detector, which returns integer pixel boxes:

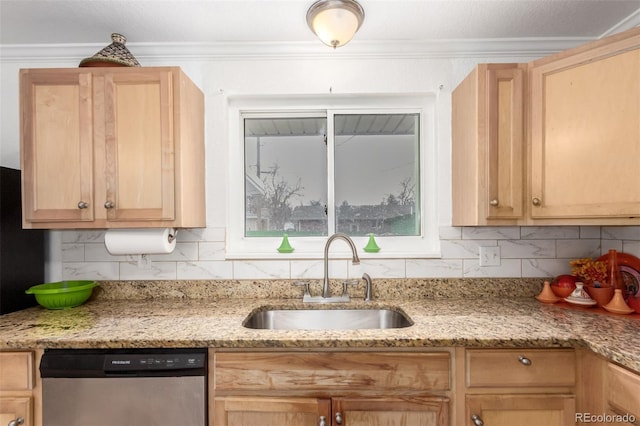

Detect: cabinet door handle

[77,201,89,209]
[104,201,114,209]
[318,415,327,426]
[532,197,541,206]
[8,417,24,426]
[335,412,343,425]
[489,199,499,206]
[471,414,484,426]
[518,355,532,366]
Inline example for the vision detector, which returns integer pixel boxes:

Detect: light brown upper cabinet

[452,63,526,226]
[529,28,640,223]
[20,67,205,229]
[452,27,640,226]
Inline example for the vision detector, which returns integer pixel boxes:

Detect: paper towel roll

[104,228,177,255]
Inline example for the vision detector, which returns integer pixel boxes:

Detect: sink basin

[243,308,413,330]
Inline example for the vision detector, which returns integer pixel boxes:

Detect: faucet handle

[362,273,373,301]
[341,279,360,297]
[294,281,311,298]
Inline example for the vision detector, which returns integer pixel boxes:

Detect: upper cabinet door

[103,70,175,222]
[20,70,94,224]
[485,66,525,221]
[529,29,640,220]
[452,64,525,226]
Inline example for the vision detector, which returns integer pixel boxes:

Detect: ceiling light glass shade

[306,0,365,48]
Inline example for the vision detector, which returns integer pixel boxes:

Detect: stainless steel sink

[243,308,413,330]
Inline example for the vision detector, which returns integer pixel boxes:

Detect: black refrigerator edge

[1,166,45,314]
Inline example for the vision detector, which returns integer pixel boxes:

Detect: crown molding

[600,8,640,37]
[0,36,622,63]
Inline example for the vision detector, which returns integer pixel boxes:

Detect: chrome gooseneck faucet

[322,232,360,298]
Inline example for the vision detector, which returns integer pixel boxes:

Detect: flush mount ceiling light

[306,0,365,48]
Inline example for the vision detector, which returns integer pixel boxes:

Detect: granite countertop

[0,281,640,373]
[1,282,639,373]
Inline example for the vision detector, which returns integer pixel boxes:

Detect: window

[333,113,420,237]
[244,115,328,237]
[227,95,438,259]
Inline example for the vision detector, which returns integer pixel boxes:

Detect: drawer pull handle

[77,201,89,209]
[9,417,24,426]
[532,197,541,206]
[518,355,532,366]
[318,415,327,426]
[489,199,499,206]
[335,412,343,425]
[104,201,114,209]
[471,414,484,426]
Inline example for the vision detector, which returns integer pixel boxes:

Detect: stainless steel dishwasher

[40,348,207,426]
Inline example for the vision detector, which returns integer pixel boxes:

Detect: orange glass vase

[607,249,624,292]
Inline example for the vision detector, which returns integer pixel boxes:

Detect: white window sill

[225,236,441,260]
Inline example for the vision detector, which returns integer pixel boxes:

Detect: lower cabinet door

[214,396,449,426]
[214,396,331,426]
[332,396,450,426]
[466,394,575,426]
[0,397,32,426]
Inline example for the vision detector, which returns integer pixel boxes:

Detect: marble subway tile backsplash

[59,225,640,281]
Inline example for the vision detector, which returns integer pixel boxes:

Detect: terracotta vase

[585,285,615,307]
[536,281,560,304]
[607,249,624,292]
[603,289,634,314]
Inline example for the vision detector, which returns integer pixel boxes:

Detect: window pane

[334,114,420,236]
[244,117,327,237]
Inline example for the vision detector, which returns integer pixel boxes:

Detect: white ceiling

[1,0,639,49]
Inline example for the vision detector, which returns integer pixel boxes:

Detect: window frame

[226,94,439,259]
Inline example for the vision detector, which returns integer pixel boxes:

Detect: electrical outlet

[479,246,500,267]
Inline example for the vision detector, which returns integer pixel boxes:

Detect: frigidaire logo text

[111,360,131,365]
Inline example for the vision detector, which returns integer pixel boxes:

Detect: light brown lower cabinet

[0,397,32,426]
[211,350,452,426]
[460,348,577,426]
[0,351,37,426]
[606,363,640,425]
[213,396,331,425]
[466,394,575,426]
[214,396,449,426]
[575,348,640,425]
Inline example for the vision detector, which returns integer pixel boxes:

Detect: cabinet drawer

[607,363,640,419]
[466,349,575,388]
[0,352,34,391]
[215,351,451,393]
[0,396,33,426]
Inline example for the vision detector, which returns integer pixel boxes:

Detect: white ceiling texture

[1,0,639,58]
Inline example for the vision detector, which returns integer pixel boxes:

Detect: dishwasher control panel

[104,353,205,371]
[40,348,207,378]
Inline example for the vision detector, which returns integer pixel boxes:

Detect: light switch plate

[479,246,501,266]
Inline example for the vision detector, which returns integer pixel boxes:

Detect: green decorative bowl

[25,280,99,309]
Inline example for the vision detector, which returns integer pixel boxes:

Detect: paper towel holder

[104,227,179,256]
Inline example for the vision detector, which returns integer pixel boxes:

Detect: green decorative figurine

[277,234,294,253]
[363,233,380,253]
